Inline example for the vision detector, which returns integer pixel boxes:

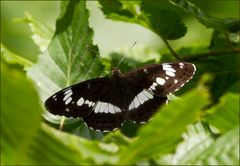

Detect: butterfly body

[45,62,196,132]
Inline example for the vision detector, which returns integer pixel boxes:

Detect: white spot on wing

[64,89,72,95]
[142,89,153,99]
[166,71,175,77]
[63,91,73,101]
[94,102,101,113]
[144,69,148,73]
[65,97,72,105]
[77,97,84,106]
[162,64,172,68]
[109,104,115,113]
[156,77,166,85]
[174,79,178,84]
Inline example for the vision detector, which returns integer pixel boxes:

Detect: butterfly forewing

[124,62,196,96]
[45,77,111,118]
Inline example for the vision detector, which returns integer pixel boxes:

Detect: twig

[182,48,240,61]
[162,38,181,60]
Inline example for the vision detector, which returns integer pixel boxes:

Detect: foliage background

[1,0,239,165]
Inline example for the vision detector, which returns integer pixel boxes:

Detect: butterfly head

[112,67,122,77]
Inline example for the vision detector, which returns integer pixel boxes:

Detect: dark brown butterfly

[45,62,196,132]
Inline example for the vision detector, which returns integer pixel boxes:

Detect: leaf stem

[162,38,181,60]
[183,48,240,61]
[59,116,65,131]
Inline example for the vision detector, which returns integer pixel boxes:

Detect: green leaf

[118,88,209,164]
[1,61,42,165]
[22,123,119,165]
[204,93,239,133]
[1,44,33,68]
[178,126,239,165]
[27,0,104,135]
[27,0,104,102]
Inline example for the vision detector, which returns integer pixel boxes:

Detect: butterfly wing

[124,62,195,123]
[45,77,111,118]
[45,77,127,131]
[124,62,196,96]
[126,89,167,123]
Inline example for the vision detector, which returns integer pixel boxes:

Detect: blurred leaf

[18,12,53,52]
[204,93,239,133]
[141,1,187,40]
[98,0,143,25]
[178,126,239,165]
[22,123,118,165]
[210,18,239,50]
[169,0,227,32]
[158,122,214,165]
[1,44,33,68]
[1,61,42,165]
[118,88,209,164]
[27,1,105,132]
[99,0,186,40]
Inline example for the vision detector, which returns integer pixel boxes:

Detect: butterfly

[45,62,196,132]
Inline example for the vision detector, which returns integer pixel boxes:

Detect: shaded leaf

[141,0,187,40]
[169,0,227,32]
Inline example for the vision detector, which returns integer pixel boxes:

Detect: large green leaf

[204,93,239,133]
[1,61,42,165]
[27,0,104,102]
[26,1,105,131]
[118,88,209,164]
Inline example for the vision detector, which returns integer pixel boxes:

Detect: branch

[182,48,240,61]
[162,38,181,60]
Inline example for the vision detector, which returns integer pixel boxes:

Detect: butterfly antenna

[116,41,137,69]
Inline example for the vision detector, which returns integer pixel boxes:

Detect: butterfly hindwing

[126,89,167,123]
